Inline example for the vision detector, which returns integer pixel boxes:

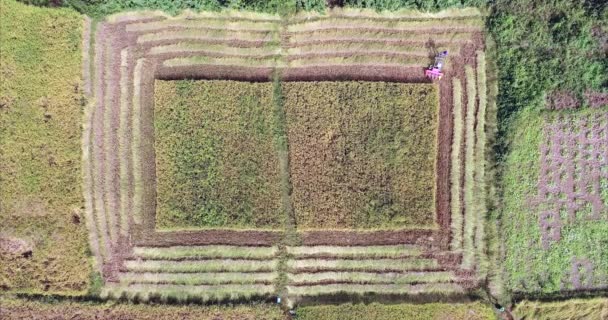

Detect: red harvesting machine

[425,50,448,80]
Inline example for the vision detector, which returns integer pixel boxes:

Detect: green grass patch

[502,107,608,293]
[0,0,90,294]
[284,82,439,229]
[286,245,423,258]
[154,80,284,229]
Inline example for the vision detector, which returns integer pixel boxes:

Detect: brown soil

[132,228,283,246]
[0,236,32,256]
[286,51,431,61]
[156,65,274,81]
[285,38,473,48]
[299,230,440,246]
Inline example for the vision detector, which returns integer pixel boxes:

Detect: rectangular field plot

[284,82,439,229]
[153,80,283,229]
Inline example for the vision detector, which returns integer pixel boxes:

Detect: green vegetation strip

[287,17,483,32]
[461,65,477,269]
[296,302,494,320]
[474,51,488,277]
[124,259,278,273]
[119,272,278,285]
[289,30,474,43]
[288,271,455,285]
[450,77,464,251]
[287,258,439,272]
[288,55,428,68]
[286,245,423,258]
[133,246,278,259]
[286,283,464,296]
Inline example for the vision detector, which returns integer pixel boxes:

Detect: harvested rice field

[2,0,607,318]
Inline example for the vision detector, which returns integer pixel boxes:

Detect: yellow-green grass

[163,56,280,68]
[0,296,285,320]
[286,42,456,56]
[286,283,464,296]
[288,271,455,285]
[287,258,439,272]
[450,77,464,251]
[462,65,477,269]
[118,48,130,237]
[133,245,278,259]
[137,29,279,44]
[296,301,494,320]
[131,58,146,224]
[148,42,281,56]
[119,272,278,285]
[124,259,278,273]
[0,0,90,294]
[284,82,438,229]
[287,17,483,32]
[154,81,283,229]
[513,298,608,320]
[101,284,275,302]
[289,30,475,43]
[474,51,488,277]
[286,245,423,258]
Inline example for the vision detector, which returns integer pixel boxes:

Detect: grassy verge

[0,296,286,320]
[296,302,494,320]
[513,298,608,320]
[0,0,90,294]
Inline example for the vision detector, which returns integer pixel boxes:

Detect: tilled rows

[283,244,477,306]
[83,11,284,283]
[83,8,491,303]
[101,245,279,302]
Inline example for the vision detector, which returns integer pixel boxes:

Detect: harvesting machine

[425,50,448,80]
